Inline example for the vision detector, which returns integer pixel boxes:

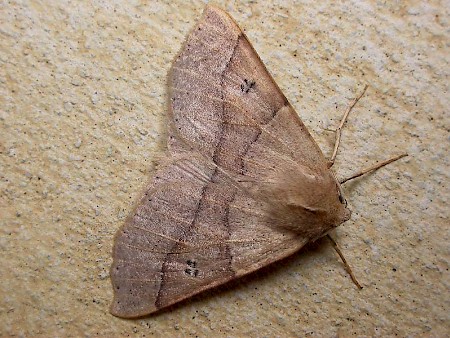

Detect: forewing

[169,6,330,180]
[110,156,306,318]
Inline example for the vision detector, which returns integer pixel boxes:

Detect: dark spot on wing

[240,78,256,93]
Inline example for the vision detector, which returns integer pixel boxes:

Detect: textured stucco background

[1,0,448,336]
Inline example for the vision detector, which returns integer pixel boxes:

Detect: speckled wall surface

[1,0,448,336]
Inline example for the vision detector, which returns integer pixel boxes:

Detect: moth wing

[110,156,306,318]
[110,6,340,318]
[169,5,331,181]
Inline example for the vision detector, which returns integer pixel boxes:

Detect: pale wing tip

[203,4,227,16]
[201,4,242,34]
[109,260,158,318]
[110,294,158,319]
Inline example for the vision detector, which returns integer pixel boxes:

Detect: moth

[110,5,406,318]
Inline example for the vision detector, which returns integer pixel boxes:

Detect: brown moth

[110,5,405,318]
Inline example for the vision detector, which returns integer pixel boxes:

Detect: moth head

[260,163,351,236]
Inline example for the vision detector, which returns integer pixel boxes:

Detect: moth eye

[338,192,347,206]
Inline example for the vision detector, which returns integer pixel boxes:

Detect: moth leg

[326,234,363,289]
[328,85,368,168]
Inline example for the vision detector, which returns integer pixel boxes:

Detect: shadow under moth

[110,5,406,318]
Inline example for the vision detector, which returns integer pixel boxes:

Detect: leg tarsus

[328,85,369,168]
[326,234,363,289]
